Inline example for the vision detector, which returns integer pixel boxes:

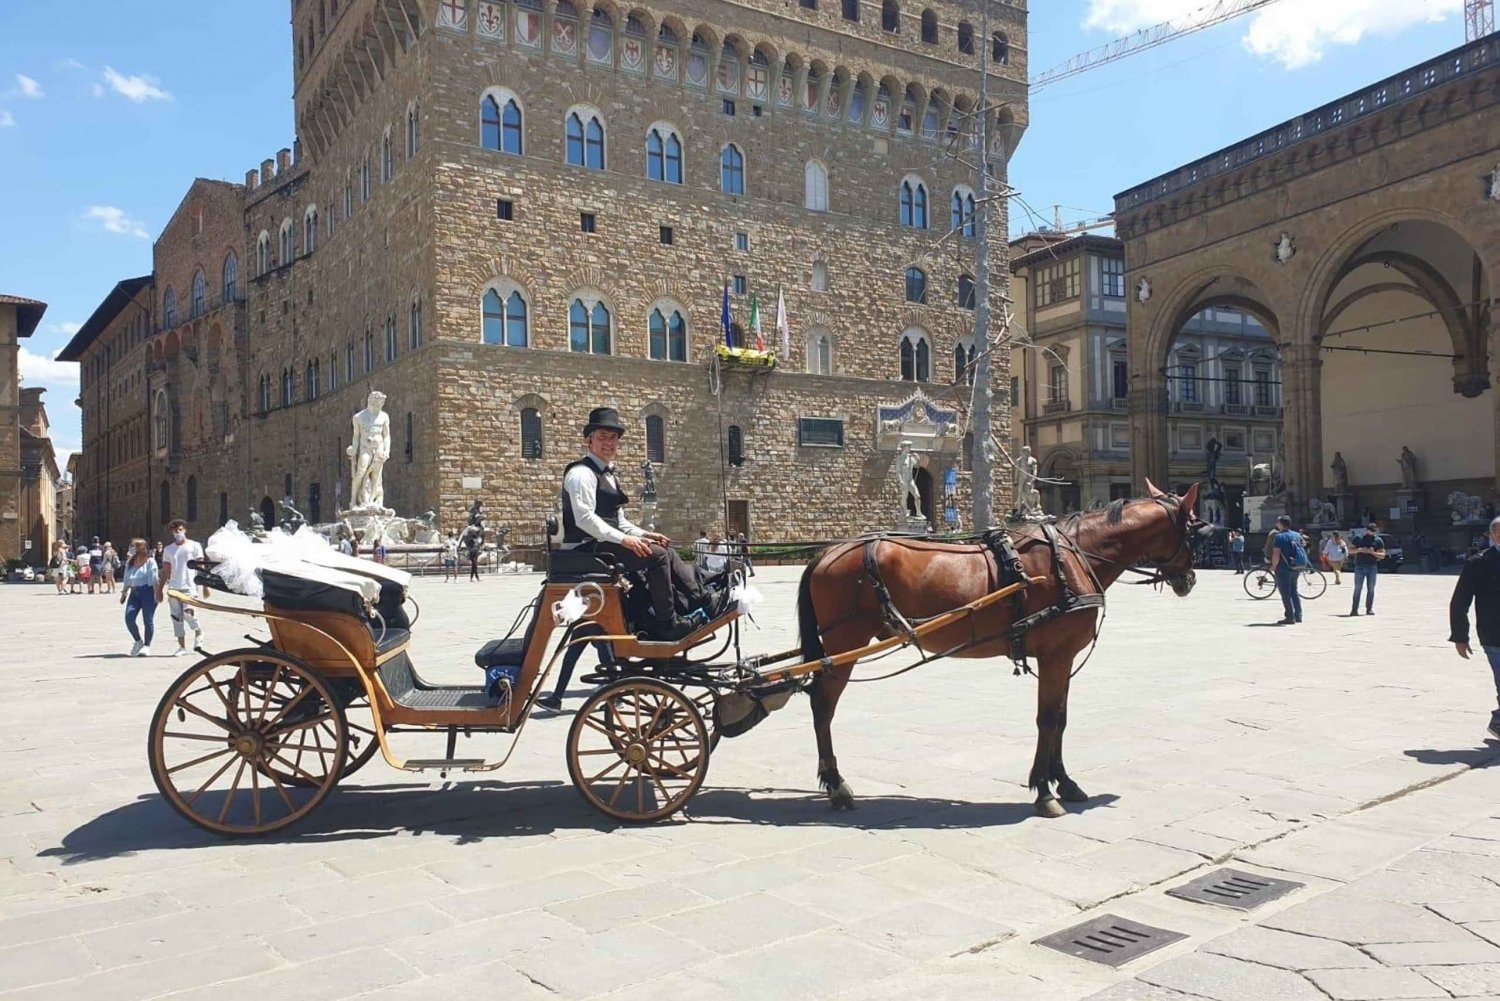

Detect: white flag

[776,286,789,358]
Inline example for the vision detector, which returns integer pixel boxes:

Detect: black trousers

[593,540,702,626]
[468,551,480,581]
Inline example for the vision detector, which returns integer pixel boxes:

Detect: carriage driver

[561,407,704,641]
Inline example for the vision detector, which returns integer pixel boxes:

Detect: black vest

[561,458,629,544]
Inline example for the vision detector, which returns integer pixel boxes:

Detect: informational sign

[944,504,958,525]
[462,476,483,490]
[22,540,31,550]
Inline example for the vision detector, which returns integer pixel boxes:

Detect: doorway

[260,496,276,529]
[915,467,935,527]
[726,499,750,540]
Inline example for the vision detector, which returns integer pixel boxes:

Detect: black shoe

[1279,617,1295,625]
[653,617,698,642]
[536,693,563,712]
[1295,617,1302,623]
[1487,721,1500,742]
[1366,608,1374,616]
[1350,609,1360,616]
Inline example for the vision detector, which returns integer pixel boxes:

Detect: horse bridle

[1048,493,1204,591]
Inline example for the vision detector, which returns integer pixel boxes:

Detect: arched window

[566,109,606,169]
[482,286,530,346]
[282,367,294,405]
[153,388,170,449]
[568,297,612,354]
[406,100,420,157]
[904,266,927,304]
[992,31,1009,64]
[409,295,423,349]
[842,0,858,20]
[804,160,829,211]
[303,205,318,254]
[899,179,928,228]
[345,341,354,383]
[920,8,937,43]
[279,218,295,264]
[481,92,523,154]
[256,232,270,275]
[720,144,744,195]
[954,336,976,385]
[806,328,833,375]
[258,374,271,414]
[160,480,170,524]
[222,252,238,302]
[957,21,973,53]
[520,407,544,459]
[381,126,394,181]
[190,269,206,317]
[648,305,687,362]
[163,287,178,327]
[951,187,976,236]
[306,360,318,400]
[900,329,931,382]
[644,414,665,463]
[727,425,744,466]
[646,125,683,183]
[958,273,976,309]
[881,0,899,31]
[811,260,828,292]
[385,313,397,362]
[404,412,413,462]
[328,351,338,392]
[363,326,374,371]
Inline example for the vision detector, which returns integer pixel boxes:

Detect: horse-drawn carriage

[149,482,1206,836]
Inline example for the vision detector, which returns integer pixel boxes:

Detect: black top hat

[583,406,627,436]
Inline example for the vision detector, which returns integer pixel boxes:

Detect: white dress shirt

[563,454,644,545]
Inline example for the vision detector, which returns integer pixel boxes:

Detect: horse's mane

[1105,498,1127,524]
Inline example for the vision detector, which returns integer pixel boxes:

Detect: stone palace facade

[64,0,1027,546]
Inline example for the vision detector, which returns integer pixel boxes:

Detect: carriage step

[403,758,487,774]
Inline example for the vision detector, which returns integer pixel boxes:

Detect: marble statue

[467,498,486,529]
[346,391,392,511]
[1489,163,1500,203]
[1273,232,1297,265]
[895,440,921,516]
[1449,490,1485,525]
[1398,445,1419,490]
[1201,478,1225,526]
[640,458,658,501]
[1330,451,1349,494]
[1204,436,1222,482]
[1249,462,1271,496]
[247,510,267,540]
[1310,498,1337,525]
[414,510,440,544]
[278,496,307,533]
[1014,445,1043,520]
[1136,277,1152,304]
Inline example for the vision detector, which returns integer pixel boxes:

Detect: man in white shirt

[561,407,702,641]
[702,531,728,576]
[162,519,207,656]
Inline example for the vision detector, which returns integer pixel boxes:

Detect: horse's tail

[796,551,827,665]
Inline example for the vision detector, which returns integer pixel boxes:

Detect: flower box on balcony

[715,345,777,369]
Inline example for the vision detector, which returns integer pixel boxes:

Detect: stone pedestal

[1243,495,1286,534]
[1332,493,1357,526]
[898,514,930,535]
[638,497,658,533]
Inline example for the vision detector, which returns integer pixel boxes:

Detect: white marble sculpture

[896,440,922,516]
[1273,232,1297,264]
[347,390,392,512]
[1449,490,1485,525]
[1309,498,1337,525]
[1014,445,1044,520]
[1399,445,1419,491]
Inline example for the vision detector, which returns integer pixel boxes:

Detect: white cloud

[100,66,172,103]
[12,74,43,99]
[84,205,150,240]
[48,321,83,336]
[1083,0,1462,69]
[18,347,78,387]
[58,58,88,72]
[0,110,13,128]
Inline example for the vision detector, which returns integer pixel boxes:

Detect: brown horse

[795,480,1206,818]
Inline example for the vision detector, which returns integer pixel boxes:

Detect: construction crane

[1468,0,1495,41]
[1046,205,1114,236]
[1031,0,1287,91]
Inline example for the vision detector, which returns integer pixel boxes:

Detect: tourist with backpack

[1268,515,1308,625]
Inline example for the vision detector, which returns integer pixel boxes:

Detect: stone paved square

[3,567,1499,999]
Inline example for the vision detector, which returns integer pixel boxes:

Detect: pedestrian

[1321,531,1348,585]
[442,533,459,582]
[467,536,481,582]
[119,538,160,657]
[1448,515,1500,742]
[76,545,92,593]
[50,542,69,594]
[102,541,119,593]
[337,530,354,556]
[737,531,755,577]
[1229,530,1246,573]
[536,625,610,712]
[1267,515,1306,625]
[693,529,711,576]
[1349,522,1386,616]
[373,540,388,564]
[162,519,207,656]
[87,537,104,594]
[702,530,728,578]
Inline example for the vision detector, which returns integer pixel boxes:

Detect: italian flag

[749,292,764,351]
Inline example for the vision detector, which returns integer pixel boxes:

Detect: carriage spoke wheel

[567,679,709,823]
[252,682,380,788]
[148,650,347,836]
[1297,569,1328,600]
[1243,568,1277,599]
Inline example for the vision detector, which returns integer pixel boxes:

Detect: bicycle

[1242,562,1327,601]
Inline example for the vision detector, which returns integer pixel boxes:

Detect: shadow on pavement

[1403,745,1500,768]
[39,780,1120,864]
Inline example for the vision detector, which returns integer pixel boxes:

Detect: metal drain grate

[1166,868,1304,911]
[1034,914,1187,967]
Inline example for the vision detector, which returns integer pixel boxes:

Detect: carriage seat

[369,623,412,657]
[546,545,622,583]
[474,636,526,668]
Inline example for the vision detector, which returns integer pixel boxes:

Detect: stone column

[1280,341,1323,521]
[1128,377,1169,491]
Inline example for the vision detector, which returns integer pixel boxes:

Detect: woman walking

[101,541,119,594]
[119,538,160,657]
[50,542,70,595]
[1322,531,1348,585]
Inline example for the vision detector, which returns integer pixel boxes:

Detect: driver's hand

[621,535,653,558]
[649,531,672,546]
[1456,642,1472,659]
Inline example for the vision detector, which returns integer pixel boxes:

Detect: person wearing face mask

[120,538,160,656]
[161,519,207,656]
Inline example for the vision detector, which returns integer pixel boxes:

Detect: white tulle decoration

[731,583,764,617]
[204,520,265,598]
[553,588,587,626]
[263,525,334,561]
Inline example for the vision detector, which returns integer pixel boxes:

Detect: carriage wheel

[1243,567,1277,600]
[257,682,381,787]
[567,678,709,823]
[148,650,347,836]
[1297,568,1328,600]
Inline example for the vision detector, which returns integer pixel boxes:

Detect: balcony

[1043,400,1071,415]
[1173,401,1205,414]
[1252,405,1282,418]
[1223,403,1248,416]
[1110,398,1129,411]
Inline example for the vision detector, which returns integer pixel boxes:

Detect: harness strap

[862,538,919,642]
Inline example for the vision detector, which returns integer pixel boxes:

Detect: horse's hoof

[828,782,856,811]
[1058,783,1090,804]
[1035,798,1068,819]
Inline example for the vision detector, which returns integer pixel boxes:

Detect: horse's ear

[1144,478,1166,499]
[1181,481,1200,512]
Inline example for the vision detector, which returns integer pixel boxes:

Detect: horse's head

[1144,479,1210,597]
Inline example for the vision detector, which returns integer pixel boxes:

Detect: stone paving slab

[2,569,1499,999]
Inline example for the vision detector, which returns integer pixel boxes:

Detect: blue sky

[0,0,1472,467]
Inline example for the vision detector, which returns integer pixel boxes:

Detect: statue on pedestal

[1398,445,1419,490]
[1014,445,1044,520]
[1204,436,1222,482]
[640,458,658,501]
[278,496,307,533]
[1202,478,1225,526]
[1330,451,1349,494]
[896,440,922,517]
[247,509,267,540]
[346,391,392,512]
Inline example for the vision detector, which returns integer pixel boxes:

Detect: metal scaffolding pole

[968,1,995,532]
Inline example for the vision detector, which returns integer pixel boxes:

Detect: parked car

[1372,533,1403,571]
